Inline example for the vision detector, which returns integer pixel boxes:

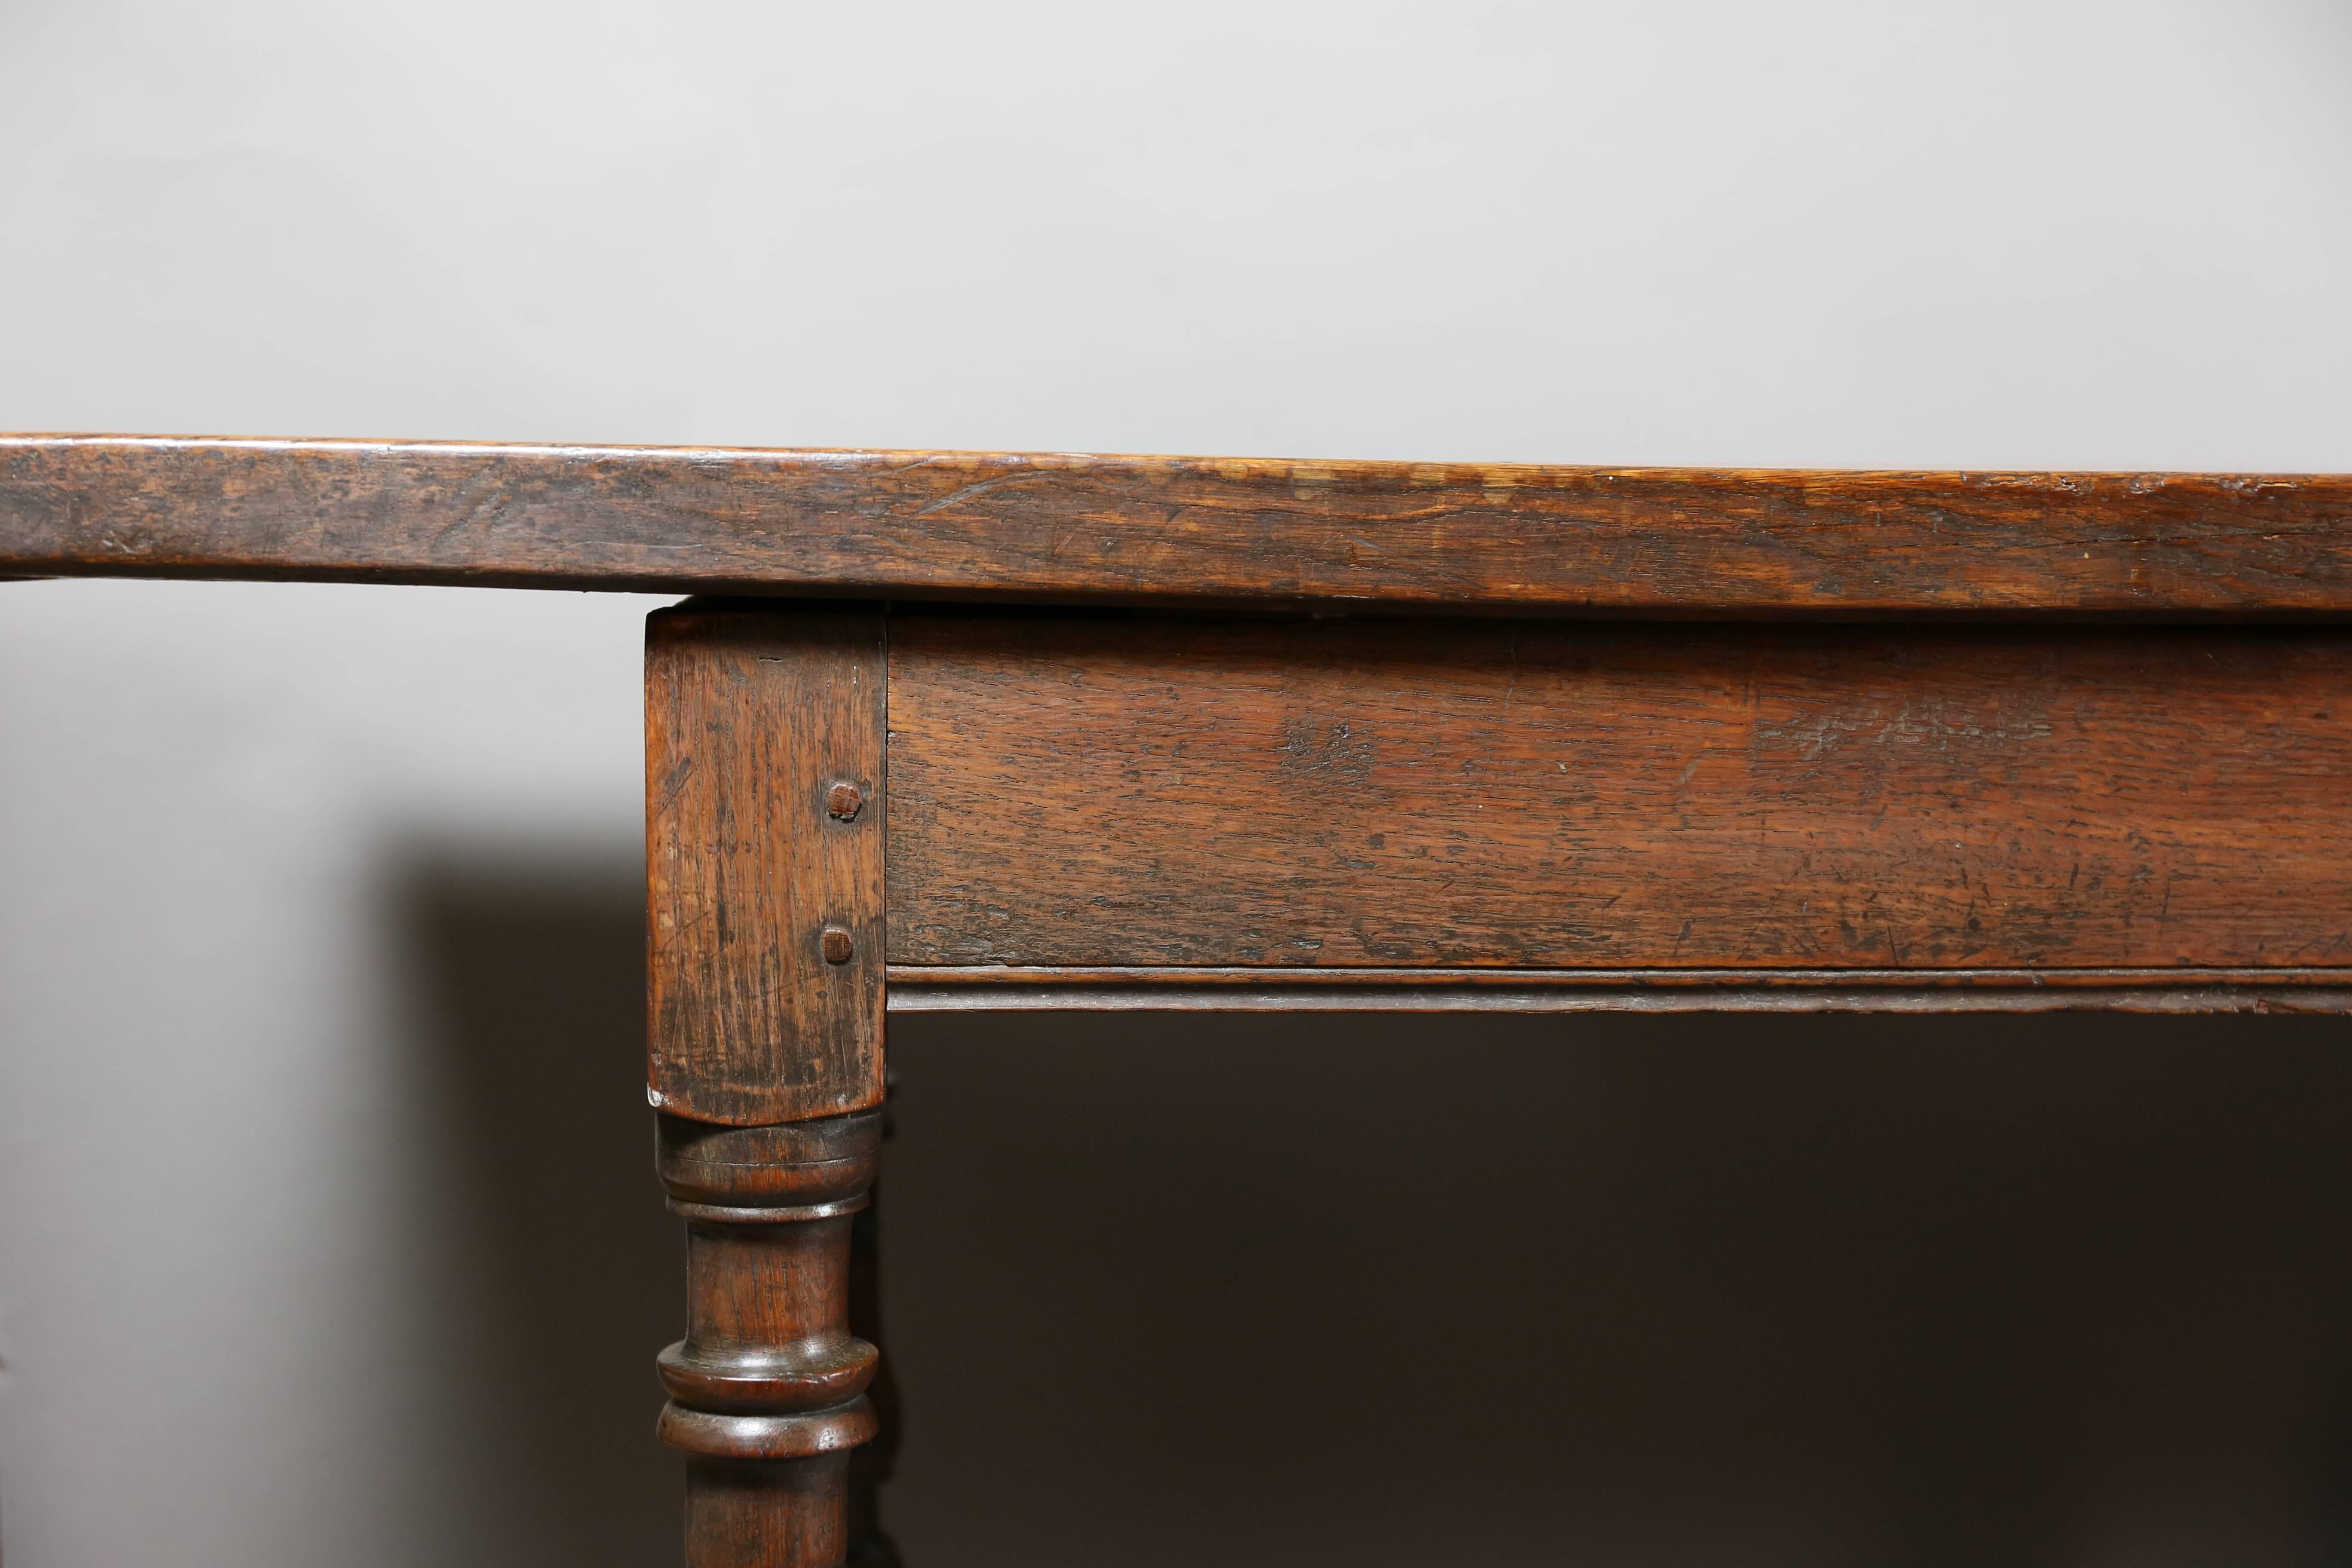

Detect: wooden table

[8,436,2351,1566]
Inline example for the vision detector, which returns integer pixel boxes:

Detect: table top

[6,434,2351,616]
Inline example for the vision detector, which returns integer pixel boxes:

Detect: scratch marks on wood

[8,436,2352,611]
[646,606,887,1126]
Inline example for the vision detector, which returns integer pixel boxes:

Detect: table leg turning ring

[657,1111,886,1568]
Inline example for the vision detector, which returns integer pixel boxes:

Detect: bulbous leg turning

[657,1111,885,1568]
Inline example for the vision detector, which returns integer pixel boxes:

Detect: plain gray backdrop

[4,2,2352,1565]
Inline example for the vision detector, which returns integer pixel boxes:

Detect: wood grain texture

[646,605,885,1126]
[884,616,2352,971]
[686,1458,851,1568]
[8,435,2352,614]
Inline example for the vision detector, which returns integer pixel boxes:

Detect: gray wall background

[4,3,2352,1565]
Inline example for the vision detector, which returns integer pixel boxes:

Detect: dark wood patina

[8,433,2350,1568]
[885,614,2352,978]
[7,434,2352,614]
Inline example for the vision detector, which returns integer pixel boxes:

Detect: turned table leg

[656,1112,884,1567]
[644,603,892,1568]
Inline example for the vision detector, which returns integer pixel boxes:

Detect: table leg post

[646,603,891,1565]
[655,1111,885,1568]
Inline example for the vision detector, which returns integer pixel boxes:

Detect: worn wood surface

[686,1459,850,1568]
[658,1112,885,1568]
[646,605,885,1125]
[885,616,2352,972]
[8,435,2352,614]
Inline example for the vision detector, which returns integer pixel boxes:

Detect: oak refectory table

[6,435,2351,1566]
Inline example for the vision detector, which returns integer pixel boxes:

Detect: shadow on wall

[391,851,2352,1568]
[392,848,682,1568]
